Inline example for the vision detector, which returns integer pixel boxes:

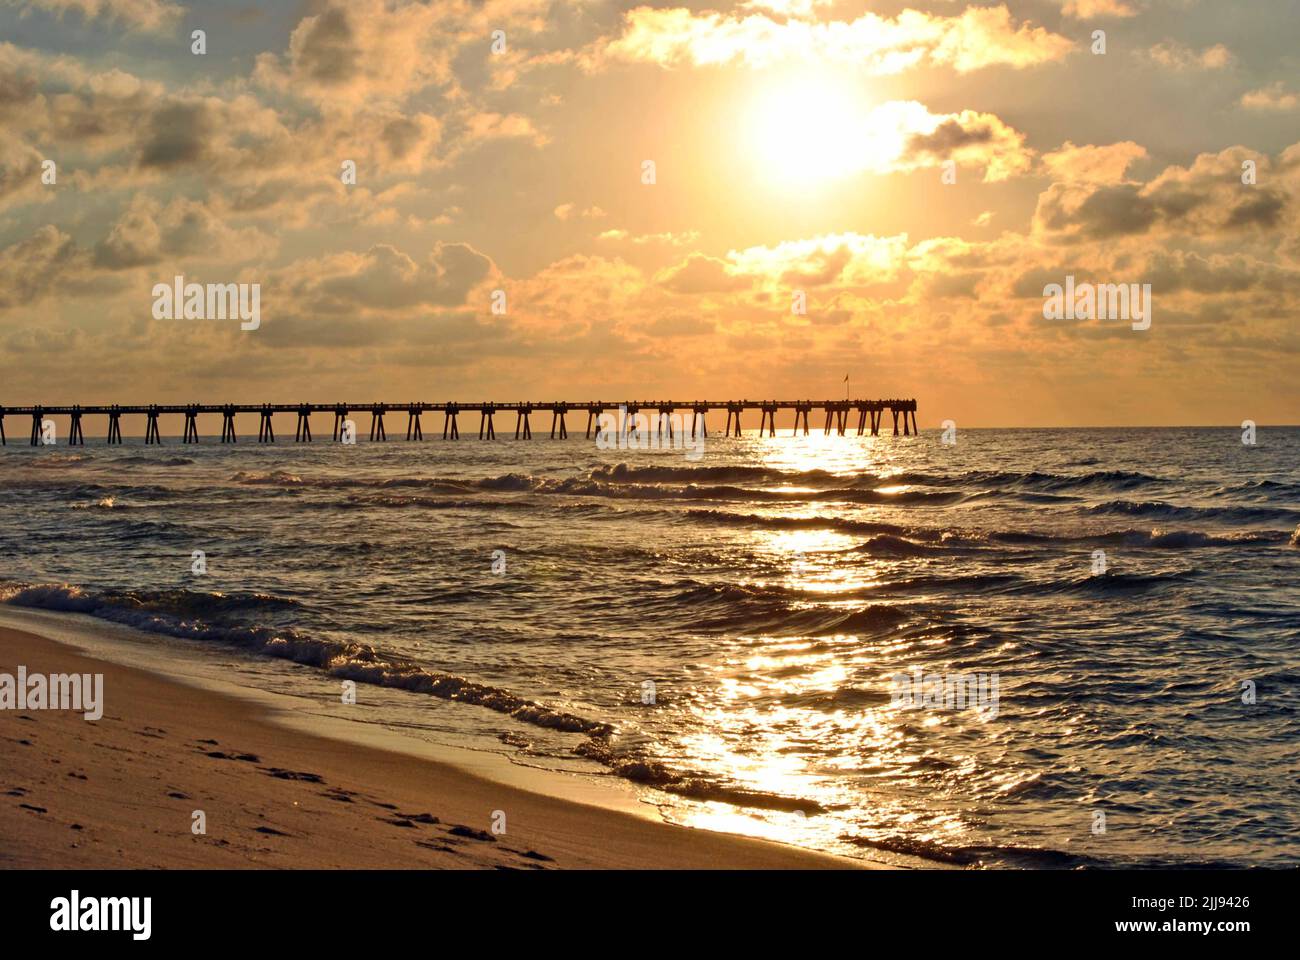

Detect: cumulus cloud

[0,224,84,307]
[93,194,276,269]
[1034,146,1293,242]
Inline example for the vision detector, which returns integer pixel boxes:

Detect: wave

[573,739,823,814]
[70,496,124,510]
[890,468,1168,493]
[1085,500,1297,524]
[26,454,93,468]
[590,462,844,486]
[230,470,966,505]
[687,509,913,537]
[664,580,918,635]
[840,834,1105,869]
[992,526,1290,548]
[0,581,609,737]
[592,463,1171,497]
[854,534,954,558]
[114,456,195,466]
[687,509,1290,551]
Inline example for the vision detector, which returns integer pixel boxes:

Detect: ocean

[2,425,1297,868]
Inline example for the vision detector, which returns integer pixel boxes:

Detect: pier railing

[0,399,919,445]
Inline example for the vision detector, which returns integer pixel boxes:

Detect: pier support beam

[145,405,162,444]
[550,404,568,439]
[107,407,123,444]
[369,405,387,442]
[331,406,349,442]
[29,409,42,446]
[479,404,496,440]
[691,406,708,439]
[69,406,84,445]
[724,405,743,437]
[443,405,459,440]
[656,407,674,440]
[183,406,199,443]
[295,405,313,442]
[792,406,810,436]
[0,408,6,446]
[258,405,275,443]
[516,405,533,439]
[405,404,423,441]
[221,406,236,443]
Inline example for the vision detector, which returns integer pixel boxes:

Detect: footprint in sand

[448,825,496,842]
[415,839,458,854]
[397,812,439,824]
[262,768,324,783]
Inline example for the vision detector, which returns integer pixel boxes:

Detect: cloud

[598,229,698,246]
[1240,83,1298,111]
[4,0,182,34]
[600,4,1073,74]
[1058,0,1136,17]
[1035,145,1292,241]
[1148,41,1233,70]
[657,253,751,294]
[890,103,1033,181]
[93,194,276,269]
[275,242,494,313]
[1041,141,1147,184]
[555,203,607,221]
[0,224,85,308]
[0,136,47,212]
[656,233,910,300]
[253,0,451,108]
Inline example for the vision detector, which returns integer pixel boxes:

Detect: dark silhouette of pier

[0,399,919,445]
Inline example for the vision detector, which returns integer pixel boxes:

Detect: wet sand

[0,626,865,869]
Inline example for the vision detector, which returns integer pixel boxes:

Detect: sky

[0,0,1297,426]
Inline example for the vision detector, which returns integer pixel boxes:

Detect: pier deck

[0,399,920,445]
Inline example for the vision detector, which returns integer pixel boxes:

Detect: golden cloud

[601,4,1073,74]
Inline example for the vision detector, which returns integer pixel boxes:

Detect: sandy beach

[0,625,861,870]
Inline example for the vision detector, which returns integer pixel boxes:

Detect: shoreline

[0,622,870,869]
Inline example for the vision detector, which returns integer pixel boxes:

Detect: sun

[743,70,880,190]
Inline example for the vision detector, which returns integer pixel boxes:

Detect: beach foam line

[0,580,840,820]
[0,582,611,738]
